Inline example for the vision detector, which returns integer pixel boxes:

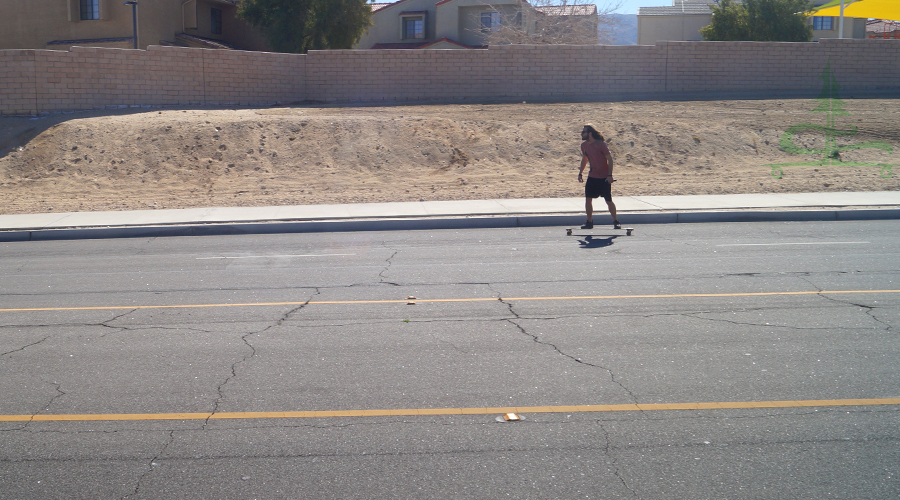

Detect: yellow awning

[811,0,900,21]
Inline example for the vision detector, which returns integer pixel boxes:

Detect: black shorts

[585,176,612,201]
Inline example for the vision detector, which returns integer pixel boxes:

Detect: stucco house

[0,0,268,51]
[636,0,867,45]
[355,0,599,49]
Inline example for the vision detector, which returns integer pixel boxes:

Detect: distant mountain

[604,13,637,45]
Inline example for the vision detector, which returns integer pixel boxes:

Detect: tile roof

[421,37,480,48]
[638,0,734,16]
[638,4,713,15]
[370,0,417,11]
[437,0,526,5]
[374,0,527,10]
[370,37,480,49]
[370,41,432,49]
[174,33,242,50]
[371,0,593,16]
[46,37,133,45]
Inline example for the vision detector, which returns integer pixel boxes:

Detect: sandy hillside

[1,99,898,215]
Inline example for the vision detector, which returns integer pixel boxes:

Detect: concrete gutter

[1,192,898,242]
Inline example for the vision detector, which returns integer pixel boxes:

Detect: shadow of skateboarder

[576,234,618,249]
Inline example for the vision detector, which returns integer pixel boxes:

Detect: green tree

[238,0,372,54]
[699,0,749,41]
[701,0,813,42]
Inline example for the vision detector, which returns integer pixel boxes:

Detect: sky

[607,0,673,15]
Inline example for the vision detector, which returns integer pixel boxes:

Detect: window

[211,8,223,35]
[402,17,424,39]
[812,16,833,31]
[399,11,427,40]
[80,0,100,20]
[481,12,501,32]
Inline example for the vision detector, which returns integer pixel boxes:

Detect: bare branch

[469,0,622,46]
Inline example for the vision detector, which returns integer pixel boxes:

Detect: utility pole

[124,1,138,49]
[838,0,845,38]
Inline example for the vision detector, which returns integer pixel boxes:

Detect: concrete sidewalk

[1,191,899,242]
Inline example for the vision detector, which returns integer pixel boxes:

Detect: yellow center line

[0,289,897,313]
[2,398,898,422]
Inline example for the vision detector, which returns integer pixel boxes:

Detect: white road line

[197,253,355,260]
[717,242,870,247]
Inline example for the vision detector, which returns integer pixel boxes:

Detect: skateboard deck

[567,227,633,236]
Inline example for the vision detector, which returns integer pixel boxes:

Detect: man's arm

[578,153,588,182]
[605,152,613,181]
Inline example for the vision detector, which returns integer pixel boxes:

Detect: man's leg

[605,199,617,221]
[581,197,594,228]
[606,198,620,228]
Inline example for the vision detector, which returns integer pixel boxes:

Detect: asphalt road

[1,220,898,499]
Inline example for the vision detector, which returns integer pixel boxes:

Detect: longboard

[567,227,633,236]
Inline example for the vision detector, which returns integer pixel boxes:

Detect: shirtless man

[577,124,620,229]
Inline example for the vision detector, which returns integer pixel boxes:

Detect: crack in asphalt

[498,298,640,405]
[0,309,145,357]
[681,311,884,331]
[799,276,895,334]
[663,274,895,332]
[814,293,894,334]
[204,289,321,427]
[378,249,400,286]
[122,429,176,500]
[0,445,616,462]
[599,422,641,498]
[2,268,897,301]
[604,406,900,423]
[8,382,69,433]
[10,406,896,436]
[857,305,893,334]
[0,335,51,358]
[96,309,138,337]
[3,433,898,465]
[610,434,900,450]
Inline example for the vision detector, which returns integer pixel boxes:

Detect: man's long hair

[584,124,604,141]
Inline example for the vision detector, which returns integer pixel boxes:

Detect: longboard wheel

[625,228,634,236]
[566,229,573,236]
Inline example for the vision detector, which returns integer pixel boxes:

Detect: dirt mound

[1,100,897,214]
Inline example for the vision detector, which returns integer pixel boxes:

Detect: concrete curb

[1,208,899,242]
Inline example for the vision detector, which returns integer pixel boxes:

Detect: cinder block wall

[305,44,668,102]
[1,45,306,115]
[663,39,900,93]
[34,46,206,111]
[1,39,898,116]
[819,38,900,91]
[203,48,305,106]
[0,50,38,115]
